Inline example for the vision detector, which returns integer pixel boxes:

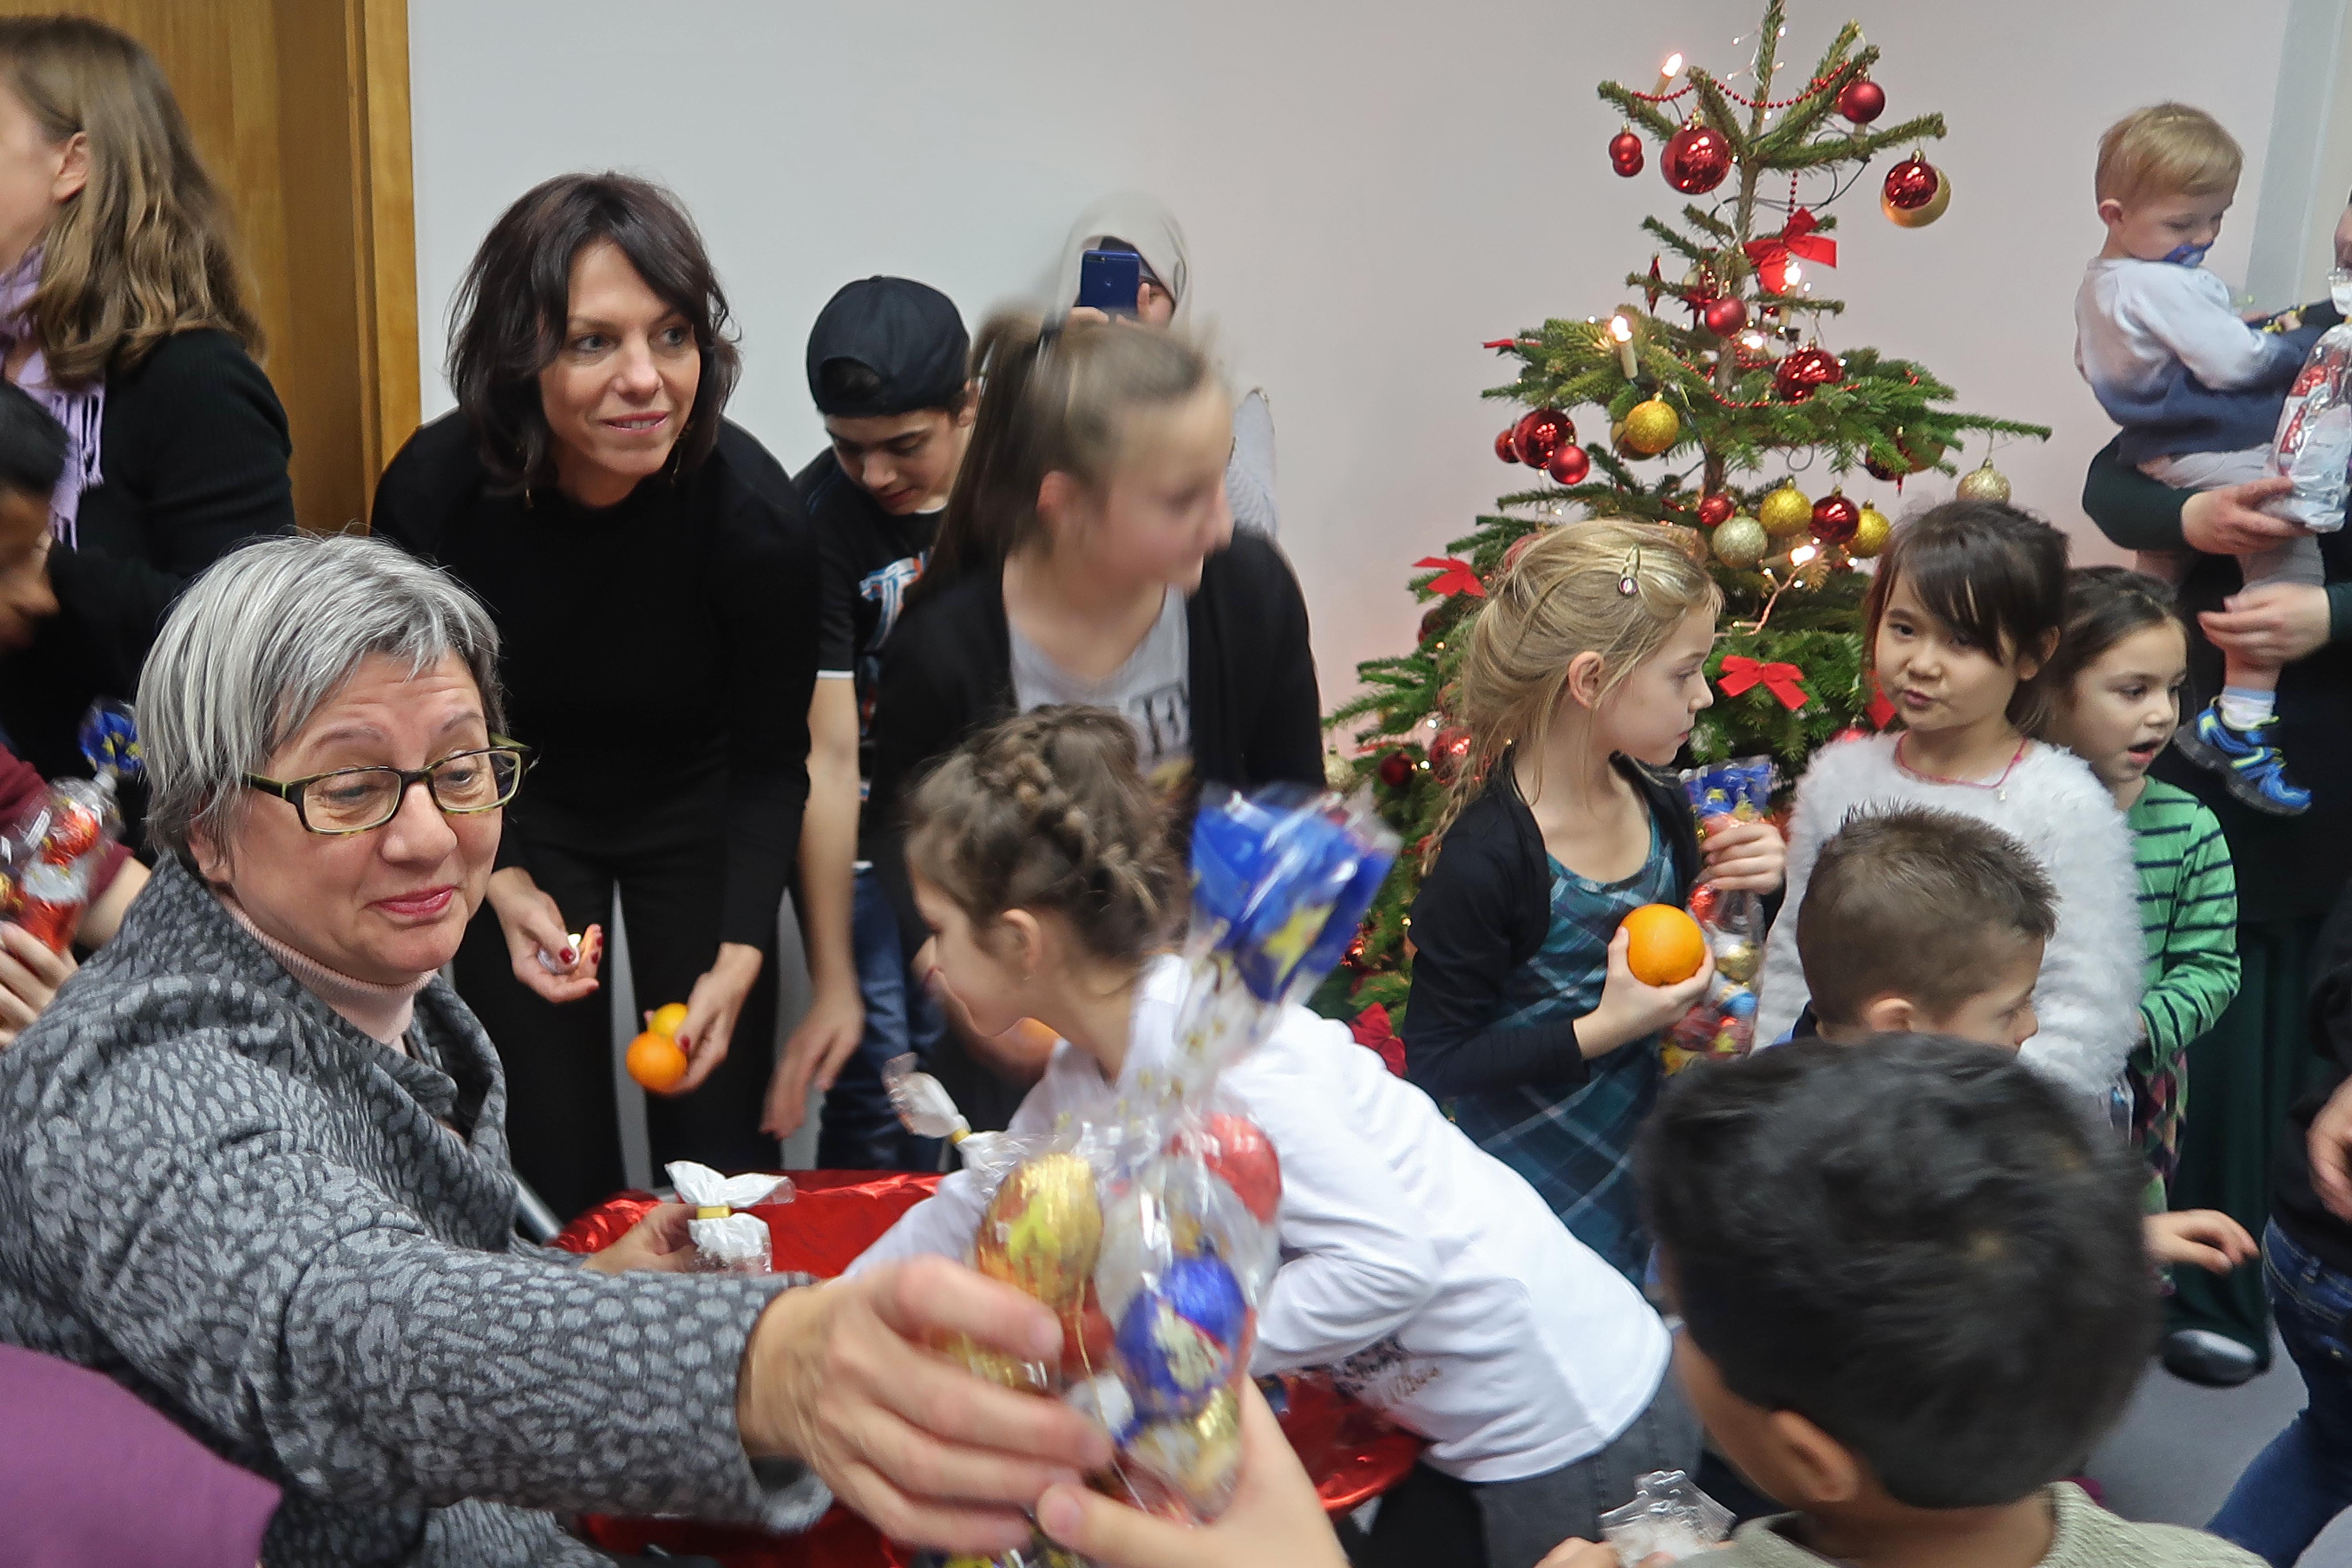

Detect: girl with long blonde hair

[0,14,290,778]
[1402,520,1784,1280]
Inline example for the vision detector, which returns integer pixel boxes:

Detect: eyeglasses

[246,743,532,836]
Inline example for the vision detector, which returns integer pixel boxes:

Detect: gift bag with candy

[3,700,141,953]
[1662,758,1773,1075]
[664,1161,794,1274]
[2265,322,2352,533]
[887,787,1396,1556]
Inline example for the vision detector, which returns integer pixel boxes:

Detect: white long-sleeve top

[850,954,1670,1483]
[2074,257,2306,463]
[1753,735,2144,1099]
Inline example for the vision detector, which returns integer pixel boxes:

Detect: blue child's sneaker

[2172,701,2311,815]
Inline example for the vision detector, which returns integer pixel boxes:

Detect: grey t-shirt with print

[1009,585,1192,793]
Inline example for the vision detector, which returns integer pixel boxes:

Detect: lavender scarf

[0,249,102,547]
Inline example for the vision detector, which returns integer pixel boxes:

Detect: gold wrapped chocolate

[1124,1383,1242,1509]
[934,1332,1053,1394]
[974,1151,1102,1311]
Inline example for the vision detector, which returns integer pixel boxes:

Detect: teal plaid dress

[1442,815,1676,1283]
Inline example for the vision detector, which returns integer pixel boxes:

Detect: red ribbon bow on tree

[1718,654,1810,710]
[1415,556,1487,598]
[1743,208,1837,295]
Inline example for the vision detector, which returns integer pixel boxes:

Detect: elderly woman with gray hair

[0,535,1108,1566]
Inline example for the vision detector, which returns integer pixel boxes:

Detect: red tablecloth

[556,1172,1422,1566]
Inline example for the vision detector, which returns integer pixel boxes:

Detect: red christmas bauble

[1377,750,1414,790]
[1832,725,1870,744]
[1430,725,1474,786]
[1494,427,1520,464]
[1662,121,1732,195]
[1697,491,1736,527]
[1170,1113,1283,1223]
[1701,296,1748,336]
[1419,602,1458,643]
[1773,346,1844,403]
[1608,128,1645,177]
[1503,531,1544,572]
[1809,491,1862,547]
[1512,407,1574,467]
[1836,77,1885,124]
[1882,156,1940,212]
[1545,442,1591,485]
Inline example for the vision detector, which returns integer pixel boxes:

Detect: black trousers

[457,775,778,1222]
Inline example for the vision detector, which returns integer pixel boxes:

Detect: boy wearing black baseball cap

[765,277,973,1169]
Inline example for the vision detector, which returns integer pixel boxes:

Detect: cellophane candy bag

[1662,758,1773,1075]
[662,1161,792,1274]
[2,701,141,953]
[893,788,1396,1559]
[2265,323,2352,533]
[1599,1469,1732,1564]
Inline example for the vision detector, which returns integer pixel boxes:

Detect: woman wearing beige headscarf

[1050,191,1278,536]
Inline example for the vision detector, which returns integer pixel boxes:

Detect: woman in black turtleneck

[372,173,817,1219]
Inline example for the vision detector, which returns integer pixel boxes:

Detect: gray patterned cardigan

[0,857,831,1565]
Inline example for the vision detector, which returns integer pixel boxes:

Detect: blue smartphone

[1076,249,1143,316]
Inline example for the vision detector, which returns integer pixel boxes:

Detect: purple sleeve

[0,1343,279,1567]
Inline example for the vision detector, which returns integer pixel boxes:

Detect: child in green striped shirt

[2043,567,2241,1203]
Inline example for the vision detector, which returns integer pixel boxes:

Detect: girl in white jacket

[1755,501,2144,1101]
[851,707,1687,1568]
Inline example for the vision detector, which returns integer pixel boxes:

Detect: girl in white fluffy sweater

[1755,501,2144,1102]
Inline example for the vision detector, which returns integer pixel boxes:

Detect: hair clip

[1618,547,1642,596]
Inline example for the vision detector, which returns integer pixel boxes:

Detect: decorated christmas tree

[1320,2,2051,1027]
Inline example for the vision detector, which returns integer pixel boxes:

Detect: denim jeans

[2208,1221,2352,1564]
[814,865,945,1171]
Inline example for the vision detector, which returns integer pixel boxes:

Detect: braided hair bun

[907,706,1185,965]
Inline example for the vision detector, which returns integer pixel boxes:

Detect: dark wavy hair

[445,172,740,493]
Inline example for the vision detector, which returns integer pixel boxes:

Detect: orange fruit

[647,1002,690,1039]
[626,1030,689,1092]
[1621,903,1707,987]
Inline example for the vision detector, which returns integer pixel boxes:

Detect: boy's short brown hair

[1798,808,2057,1028]
[2096,103,2242,207]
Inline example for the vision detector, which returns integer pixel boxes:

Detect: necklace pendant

[1996,787,2007,802]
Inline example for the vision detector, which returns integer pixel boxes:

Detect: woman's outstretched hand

[736,1257,1112,1553]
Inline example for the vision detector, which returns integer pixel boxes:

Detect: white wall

[409,0,2304,698]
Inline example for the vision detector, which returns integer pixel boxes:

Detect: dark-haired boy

[1787,807,2253,1274]
[1547,1037,2261,1568]
[765,277,974,1167]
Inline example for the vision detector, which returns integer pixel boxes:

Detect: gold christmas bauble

[1758,482,1813,537]
[1850,504,1893,558]
[1620,397,1681,456]
[1882,167,1952,229]
[1955,458,2013,504]
[1710,515,1769,569]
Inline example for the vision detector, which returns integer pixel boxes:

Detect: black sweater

[2082,338,2352,924]
[0,328,293,777]
[370,413,819,948]
[1401,759,1701,1100]
[866,531,1326,956]
[2271,878,2352,1273]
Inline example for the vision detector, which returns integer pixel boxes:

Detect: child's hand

[1035,1381,1344,1568]
[0,922,75,1047]
[1700,816,1786,893]
[581,1202,696,1274]
[1582,927,1717,1059]
[2145,1209,2258,1274]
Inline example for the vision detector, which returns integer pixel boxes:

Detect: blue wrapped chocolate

[77,698,142,785]
[1113,1252,1250,1418]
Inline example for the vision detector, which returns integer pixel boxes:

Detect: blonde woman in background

[0,15,292,781]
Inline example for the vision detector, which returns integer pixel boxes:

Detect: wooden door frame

[350,0,418,503]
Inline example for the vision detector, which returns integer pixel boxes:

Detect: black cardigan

[0,328,293,777]
[2081,313,2352,925]
[371,412,819,949]
[1401,758,1701,1100]
[866,530,1325,957]
[2272,877,2352,1273]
